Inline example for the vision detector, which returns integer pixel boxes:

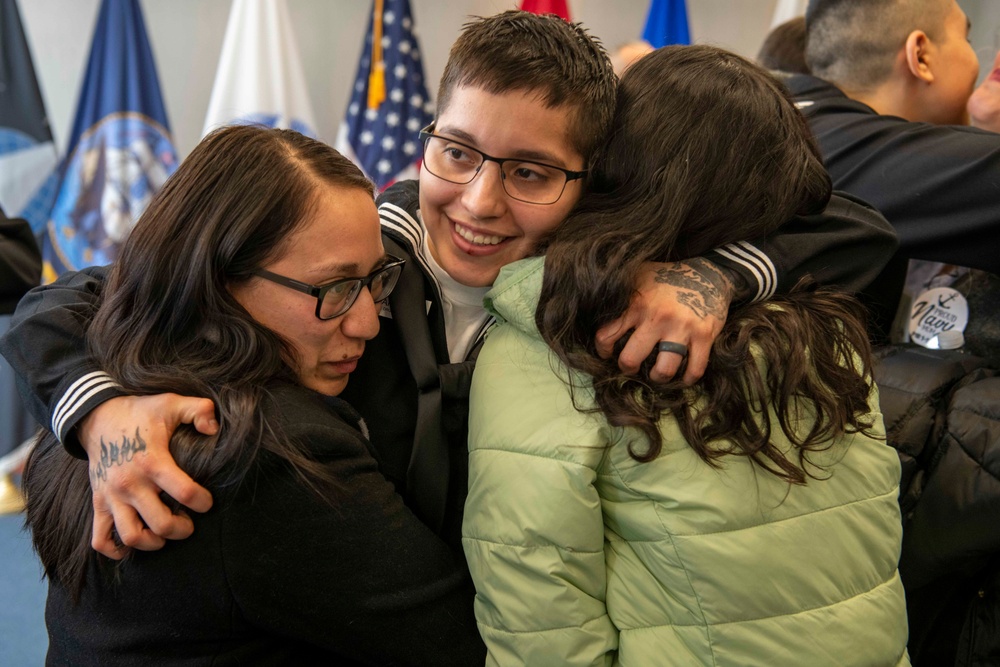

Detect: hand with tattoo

[595,257,735,385]
[80,393,218,559]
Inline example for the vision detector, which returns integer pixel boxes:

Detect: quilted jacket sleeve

[462,322,618,667]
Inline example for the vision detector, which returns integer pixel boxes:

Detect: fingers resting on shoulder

[78,393,218,559]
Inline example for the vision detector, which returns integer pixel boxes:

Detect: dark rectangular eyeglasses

[418,123,587,205]
[253,257,405,321]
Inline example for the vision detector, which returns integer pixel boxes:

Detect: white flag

[771,0,808,28]
[202,0,317,138]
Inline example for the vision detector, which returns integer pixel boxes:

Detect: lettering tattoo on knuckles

[89,427,148,488]
[653,258,730,321]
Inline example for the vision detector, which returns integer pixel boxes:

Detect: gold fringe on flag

[367,0,386,109]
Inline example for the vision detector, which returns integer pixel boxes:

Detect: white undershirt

[420,224,491,363]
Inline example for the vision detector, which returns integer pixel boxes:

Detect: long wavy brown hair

[23,125,374,600]
[537,45,878,481]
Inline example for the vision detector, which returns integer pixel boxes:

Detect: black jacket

[875,345,1000,666]
[343,181,485,549]
[0,206,41,314]
[786,74,1000,275]
[785,74,1000,334]
[43,381,484,666]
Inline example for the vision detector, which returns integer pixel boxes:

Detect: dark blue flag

[642,0,691,48]
[336,0,433,190]
[0,0,58,234]
[0,0,55,468]
[42,0,177,279]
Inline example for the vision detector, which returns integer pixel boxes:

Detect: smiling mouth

[455,222,507,246]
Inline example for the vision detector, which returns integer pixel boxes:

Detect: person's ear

[904,30,935,83]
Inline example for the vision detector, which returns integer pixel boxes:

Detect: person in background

[611,39,654,76]
[2,11,895,572]
[23,124,485,665]
[793,0,1000,661]
[792,0,999,336]
[0,206,40,514]
[0,207,39,313]
[463,44,908,666]
[757,16,810,74]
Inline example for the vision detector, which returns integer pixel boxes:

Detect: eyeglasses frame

[418,123,588,205]
[252,257,405,321]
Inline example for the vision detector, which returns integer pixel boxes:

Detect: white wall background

[18,0,993,158]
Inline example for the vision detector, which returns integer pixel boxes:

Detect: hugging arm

[0,268,215,557]
[709,191,898,295]
[0,266,114,440]
[601,191,897,383]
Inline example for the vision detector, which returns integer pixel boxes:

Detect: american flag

[336,0,432,190]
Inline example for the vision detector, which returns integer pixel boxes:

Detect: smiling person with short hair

[2,11,897,637]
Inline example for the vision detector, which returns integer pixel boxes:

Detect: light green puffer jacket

[462,257,909,667]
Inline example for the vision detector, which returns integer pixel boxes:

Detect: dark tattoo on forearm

[89,428,148,488]
[654,258,734,321]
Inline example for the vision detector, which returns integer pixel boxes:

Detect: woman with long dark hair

[462,45,908,665]
[23,125,484,665]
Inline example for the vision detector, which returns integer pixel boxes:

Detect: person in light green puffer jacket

[462,45,909,667]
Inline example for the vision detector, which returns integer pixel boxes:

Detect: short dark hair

[806,0,950,90]
[436,10,616,162]
[24,125,375,599]
[538,46,878,481]
[758,16,810,74]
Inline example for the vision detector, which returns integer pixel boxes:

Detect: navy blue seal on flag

[47,112,176,271]
[40,0,177,280]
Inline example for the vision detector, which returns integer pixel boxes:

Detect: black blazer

[44,381,485,666]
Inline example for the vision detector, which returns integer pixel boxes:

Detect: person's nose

[341,287,381,341]
[460,161,508,221]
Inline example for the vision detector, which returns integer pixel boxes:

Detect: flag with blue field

[336,0,433,190]
[643,0,691,48]
[42,0,177,280]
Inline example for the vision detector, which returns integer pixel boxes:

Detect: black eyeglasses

[419,124,587,205]
[253,257,405,321]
